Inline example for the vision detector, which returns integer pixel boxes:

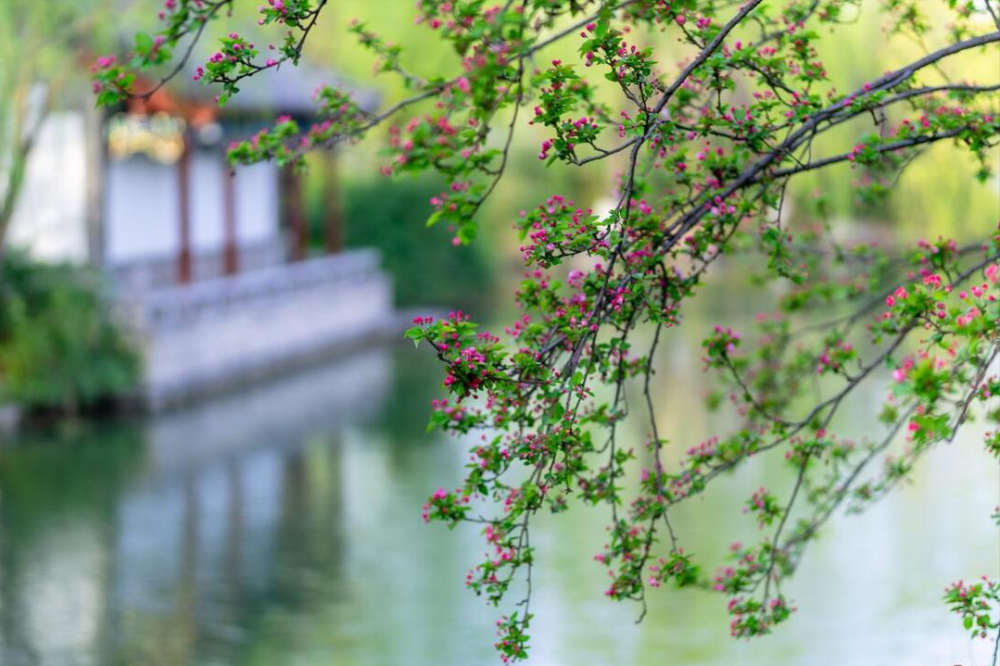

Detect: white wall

[102,135,281,268]
[234,162,279,244]
[105,155,180,264]
[8,112,88,262]
[190,150,225,252]
[8,114,283,270]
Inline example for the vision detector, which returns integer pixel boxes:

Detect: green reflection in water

[0,320,995,665]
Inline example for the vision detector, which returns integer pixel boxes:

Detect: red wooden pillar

[281,166,306,261]
[177,133,193,284]
[222,162,239,275]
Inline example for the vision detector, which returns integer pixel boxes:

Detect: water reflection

[0,330,996,665]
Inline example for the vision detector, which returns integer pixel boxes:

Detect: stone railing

[128,249,385,331]
[110,240,285,294]
[116,249,395,410]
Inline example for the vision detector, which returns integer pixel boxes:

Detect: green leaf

[135,31,153,56]
[404,326,424,347]
[95,90,119,108]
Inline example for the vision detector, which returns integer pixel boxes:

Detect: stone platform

[116,249,394,411]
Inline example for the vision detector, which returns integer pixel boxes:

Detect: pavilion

[8,63,394,410]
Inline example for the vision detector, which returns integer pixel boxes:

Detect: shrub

[0,252,139,414]
[341,177,493,309]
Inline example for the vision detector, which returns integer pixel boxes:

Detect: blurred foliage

[207,0,994,281]
[337,176,493,309]
[780,12,1000,240]
[309,0,996,251]
[0,252,139,413]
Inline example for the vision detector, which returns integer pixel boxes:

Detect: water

[0,331,997,666]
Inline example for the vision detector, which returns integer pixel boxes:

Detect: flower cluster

[227,87,370,167]
[92,0,326,106]
[944,578,1000,640]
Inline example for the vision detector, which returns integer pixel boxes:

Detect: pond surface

[0,309,997,666]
